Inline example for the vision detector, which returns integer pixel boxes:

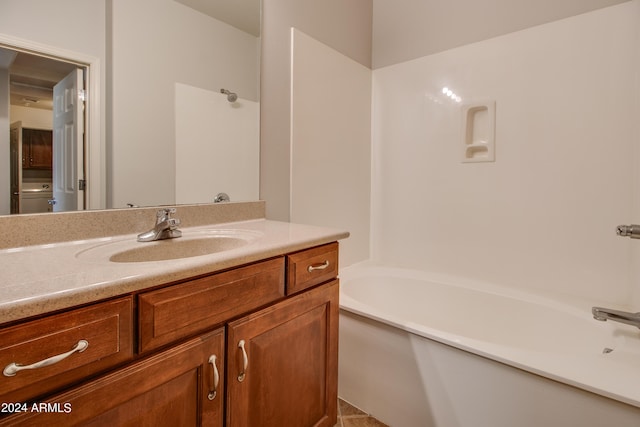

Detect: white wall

[10,106,53,130]
[109,0,259,208]
[260,0,373,221]
[175,83,259,203]
[290,29,371,266]
[0,0,105,56]
[371,1,639,306]
[0,0,106,213]
[631,2,640,310]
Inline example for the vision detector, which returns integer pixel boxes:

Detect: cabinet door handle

[3,339,89,377]
[237,339,248,382]
[208,354,219,400]
[307,260,330,273]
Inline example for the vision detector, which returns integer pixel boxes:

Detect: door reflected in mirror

[5,51,86,215]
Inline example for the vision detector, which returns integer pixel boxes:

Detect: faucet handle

[616,224,640,239]
[156,208,177,222]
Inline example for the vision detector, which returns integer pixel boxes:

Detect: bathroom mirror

[0,0,261,215]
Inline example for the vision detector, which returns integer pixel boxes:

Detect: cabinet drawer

[0,297,133,403]
[139,258,285,353]
[286,243,338,295]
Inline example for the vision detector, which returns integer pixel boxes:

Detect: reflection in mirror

[1,50,87,215]
[0,0,261,216]
[109,0,261,209]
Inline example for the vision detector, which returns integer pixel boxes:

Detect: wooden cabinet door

[226,280,339,427]
[20,128,29,168]
[1,329,225,427]
[23,129,52,169]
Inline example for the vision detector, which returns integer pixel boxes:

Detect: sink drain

[602,347,614,354]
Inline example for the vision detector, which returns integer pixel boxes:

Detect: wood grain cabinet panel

[287,242,338,295]
[226,280,339,427]
[0,297,133,404]
[0,329,225,427]
[22,129,52,170]
[139,258,285,353]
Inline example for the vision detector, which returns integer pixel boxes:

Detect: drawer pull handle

[208,354,219,400]
[237,339,248,382]
[307,260,330,273]
[3,339,89,377]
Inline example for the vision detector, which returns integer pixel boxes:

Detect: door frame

[0,33,103,211]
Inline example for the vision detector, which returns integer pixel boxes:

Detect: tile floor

[335,398,389,427]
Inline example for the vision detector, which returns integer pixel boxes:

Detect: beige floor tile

[342,417,389,427]
[339,399,367,417]
[336,398,389,427]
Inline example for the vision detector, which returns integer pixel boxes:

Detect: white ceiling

[0,47,77,110]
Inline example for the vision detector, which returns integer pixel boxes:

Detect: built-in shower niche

[462,101,495,163]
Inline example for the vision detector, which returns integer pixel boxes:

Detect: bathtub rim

[338,262,640,409]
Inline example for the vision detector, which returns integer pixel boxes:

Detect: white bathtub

[338,264,640,427]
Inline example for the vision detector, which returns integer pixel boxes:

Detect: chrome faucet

[137,208,182,242]
[616,224,640,239]
[592,306,640,329]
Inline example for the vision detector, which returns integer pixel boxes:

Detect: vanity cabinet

[0,243,339,427]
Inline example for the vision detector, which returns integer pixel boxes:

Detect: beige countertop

[0,219,349,325]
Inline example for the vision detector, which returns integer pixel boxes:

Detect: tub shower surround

[345,1,640,425]
[370,1,640,306]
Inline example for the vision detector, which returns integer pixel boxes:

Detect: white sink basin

[76,229,262,263]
